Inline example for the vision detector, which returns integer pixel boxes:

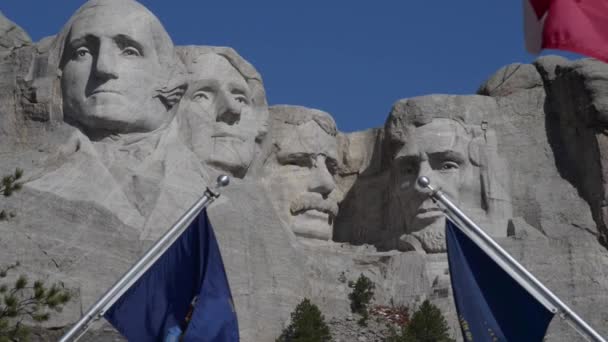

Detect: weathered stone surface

[1,2,608,341]
[208,179,311,341]
[539,57,608,247]
[478,63,543,97]
[0,11,30,51]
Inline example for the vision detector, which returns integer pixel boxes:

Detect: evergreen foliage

[0,168,23,221]
[385,300,454,342]
[0,262,72,342]
[276,298,332,342]
[0,168,23,197]
[347,274,375,326]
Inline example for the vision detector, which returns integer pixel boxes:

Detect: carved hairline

[176,46,262,83]
[53,0,176,74]
[271,106,337,137]
[175,46,268,112]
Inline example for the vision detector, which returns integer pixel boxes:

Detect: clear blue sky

[1,1,581,132]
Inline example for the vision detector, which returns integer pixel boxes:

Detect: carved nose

[216,93,241,125]
[414,161,434,194]
[94,42,118,80]
[308,156,335,198]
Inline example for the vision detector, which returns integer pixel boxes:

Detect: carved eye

[439,161,459,171]
[400,161,418,175]
[121,46,141,57]
[73,47,90,60]
[325,159,338,175]
[235,95,249,105]
[284,154,312,168]
[192,91,211,102]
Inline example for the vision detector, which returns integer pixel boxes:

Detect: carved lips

[91,89,122,95]
[290,193,338,220]
[415,206,444,220]
[211,124,248,143]
[211,132,246,143]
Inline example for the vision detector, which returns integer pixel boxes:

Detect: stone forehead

[269,105,337,137]
[276,122,339,160]
[50,0,175,71]
[176,46,263,85]
[396,119,470,158]
[176,45,269,114]
[386,94,492,129]
[384,95,495,161]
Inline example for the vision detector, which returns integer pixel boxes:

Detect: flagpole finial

[417,176,430,189]
[217,175,230,188]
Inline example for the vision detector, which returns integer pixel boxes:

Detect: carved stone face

[392,118,471,252]
[181,54,257,177]
[61,3,169,134]
[269,119,340,241]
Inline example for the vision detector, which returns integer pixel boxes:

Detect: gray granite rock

[1,3,607,342]
[478,63,543,97]
[0,11,30,51]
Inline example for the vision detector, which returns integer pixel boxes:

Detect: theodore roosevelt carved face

[59,0,177,135]
[265,106,341,241]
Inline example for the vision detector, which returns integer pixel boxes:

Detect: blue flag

[104,209,239,342]
[446,219,554,341]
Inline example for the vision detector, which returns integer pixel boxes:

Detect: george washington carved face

[59,0,176,135]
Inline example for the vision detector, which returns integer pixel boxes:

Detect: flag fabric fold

[524,0,608,62]
[446,219,554,341]
[104,209,239,342]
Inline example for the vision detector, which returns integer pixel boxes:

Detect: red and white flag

[524,0,608,62]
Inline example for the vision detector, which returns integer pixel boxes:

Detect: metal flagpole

[417,176,607,342]
[59,175,230,342]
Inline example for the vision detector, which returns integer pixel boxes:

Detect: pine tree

[0,262,72,342]
[348,274,375,326]
[386,300,454,342]
[0,168,23,221]
[276,298,332,342]
[0,168,23,197]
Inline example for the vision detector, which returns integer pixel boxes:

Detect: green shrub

[0,168,23,221]
[348,274,375,326]
[0,168,23,197]
[385,300,454,342]
[276,298,331,342]
[0,262,72,342]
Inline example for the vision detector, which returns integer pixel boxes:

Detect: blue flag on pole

[446,219,554,342]
[104,209,239,342]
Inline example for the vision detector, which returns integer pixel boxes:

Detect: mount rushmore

[0,0,607,340]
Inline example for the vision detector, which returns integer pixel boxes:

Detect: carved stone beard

[409,217,447,253]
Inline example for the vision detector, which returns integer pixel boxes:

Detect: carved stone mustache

[290,193,338,217]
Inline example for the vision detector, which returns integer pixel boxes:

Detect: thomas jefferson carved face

[267,107,341,241]
[392,118,471,252]
[60,1,172,134]
[180,53,258,177]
